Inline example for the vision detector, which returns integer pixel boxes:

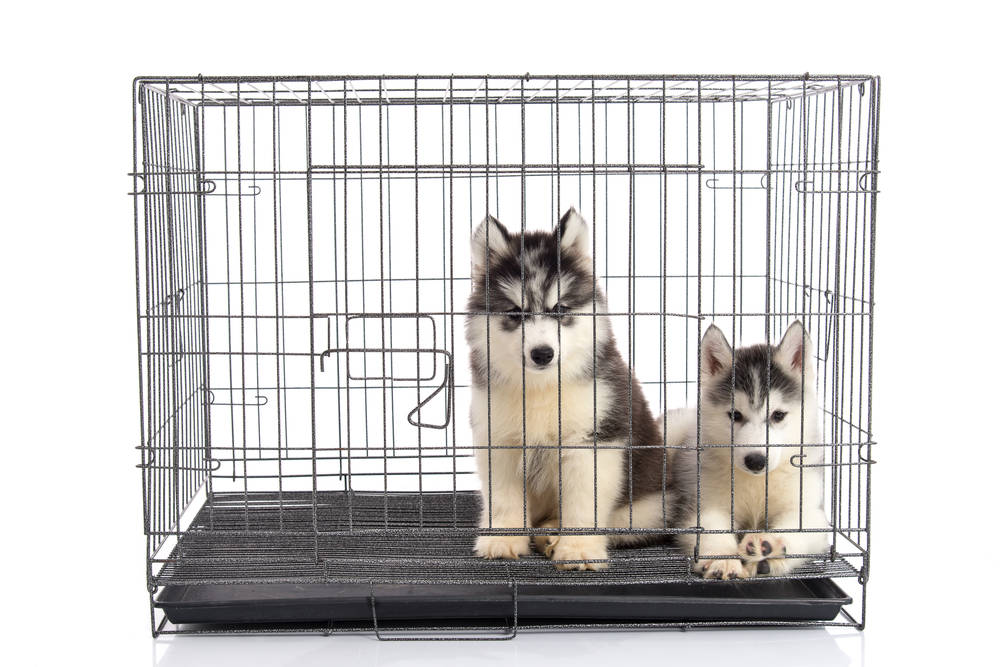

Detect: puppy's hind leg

[606,492,675,548]
[529,488,558,557]
[532,516,560,558]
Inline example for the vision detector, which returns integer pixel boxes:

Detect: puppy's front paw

[475,535,530,560]
[695,558,749,580]
[550,536,609,571]
[738,534,787,576]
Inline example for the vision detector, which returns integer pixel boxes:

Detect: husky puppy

[672,322,830,579]
[465,209,685,570]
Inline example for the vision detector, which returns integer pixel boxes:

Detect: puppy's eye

[550,303,571,315]
[771,410,787,423]
[504,307,523,321]
[728,410,744,423]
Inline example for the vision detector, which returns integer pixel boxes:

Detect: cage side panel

[198,101,322,507]
[137,83,211,554]
[767,80,875,615]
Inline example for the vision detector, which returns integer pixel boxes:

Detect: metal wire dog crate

[133,74,878,636]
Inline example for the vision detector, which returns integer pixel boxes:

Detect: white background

[1,1,997,664]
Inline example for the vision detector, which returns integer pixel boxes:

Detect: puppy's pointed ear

[557,207,590,258]
[471,215,511,277]
[775,320,813,376]
[700,324,733,379]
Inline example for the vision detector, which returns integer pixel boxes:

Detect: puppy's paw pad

[695,558,746,580]
[739,534,786,561]
[755,556,794,577]
[475,535,530,560]
[551,538,609,571]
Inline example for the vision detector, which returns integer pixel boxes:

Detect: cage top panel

[135,75,876,107]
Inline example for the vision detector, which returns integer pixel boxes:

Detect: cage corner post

[304,78,322,566]
[133,76,158,638]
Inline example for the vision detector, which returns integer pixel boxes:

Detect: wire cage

[132,74,878,636]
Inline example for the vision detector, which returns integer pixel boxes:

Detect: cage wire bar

[132,74,879,636]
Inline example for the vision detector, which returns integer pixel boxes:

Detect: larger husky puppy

[673,322,830,579]
[466,209,685,570]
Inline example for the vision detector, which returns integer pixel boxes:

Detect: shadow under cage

[133,74,878,636]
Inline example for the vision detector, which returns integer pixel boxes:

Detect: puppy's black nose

[744,453,767,472]
[530,345,555,366]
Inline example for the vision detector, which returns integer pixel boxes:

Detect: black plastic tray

[157,578,851,626]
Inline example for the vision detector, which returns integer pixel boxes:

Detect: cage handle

[407,361,453,430]
[368,580,518,641]
[316,347,453,429]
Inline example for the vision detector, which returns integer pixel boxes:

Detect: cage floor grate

[154,492,858,586]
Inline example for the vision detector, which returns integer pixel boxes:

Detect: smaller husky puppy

[466,209,680,571]
[674,322,830,579]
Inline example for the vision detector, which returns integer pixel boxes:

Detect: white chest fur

[701,457,822,529]
[470,378,609,446]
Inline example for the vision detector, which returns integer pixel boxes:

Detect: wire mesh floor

[155,491,858,586]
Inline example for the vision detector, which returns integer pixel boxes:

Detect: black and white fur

[465,209,687,570]
[671,322,830,579]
